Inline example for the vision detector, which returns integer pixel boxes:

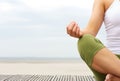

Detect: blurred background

[0,0,106,60]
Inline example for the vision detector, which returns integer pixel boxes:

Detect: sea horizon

[0,57,84,63]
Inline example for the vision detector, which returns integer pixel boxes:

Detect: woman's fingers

[76,26,81,37]
[66,21,81,38]
[67,22,76,35]
[72,23,78,36]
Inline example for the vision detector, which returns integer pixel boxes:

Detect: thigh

[78,34,106,81]
[78,34,120,81]
[77,34,105,66]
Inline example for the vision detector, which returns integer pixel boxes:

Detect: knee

[78,34,94,45]
[77,34,97,52]
[77,34,104,61]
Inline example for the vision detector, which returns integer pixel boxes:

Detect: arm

[66,0,105,37]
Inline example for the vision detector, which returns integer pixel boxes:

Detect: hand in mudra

[66,21,83,38]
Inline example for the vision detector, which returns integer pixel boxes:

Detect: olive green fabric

[77,34,120,81]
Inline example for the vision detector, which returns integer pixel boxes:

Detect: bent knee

[78,34,96,48]
[77,34,105,65]
[77,34,103,53]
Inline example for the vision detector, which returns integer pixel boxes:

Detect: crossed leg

[92,48,120,77]
[77,34,120,81]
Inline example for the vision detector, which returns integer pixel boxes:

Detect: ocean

[0,57,84,63]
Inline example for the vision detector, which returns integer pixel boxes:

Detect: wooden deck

[0,60,95,81]
[0,75,95,81]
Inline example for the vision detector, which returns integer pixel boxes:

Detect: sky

[0,0,106,58]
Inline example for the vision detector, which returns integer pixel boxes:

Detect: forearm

[81,27,98,37]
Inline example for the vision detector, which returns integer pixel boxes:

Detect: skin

[105,74,120,81]
[66,0,120,81]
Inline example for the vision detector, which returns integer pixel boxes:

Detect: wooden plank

[0,75,95,81]
[0,75,12,81]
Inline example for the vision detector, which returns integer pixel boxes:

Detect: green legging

[77,34,120,81]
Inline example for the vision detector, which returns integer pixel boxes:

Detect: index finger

[66,21,76,34]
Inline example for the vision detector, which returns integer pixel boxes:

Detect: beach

[0,59,93,76]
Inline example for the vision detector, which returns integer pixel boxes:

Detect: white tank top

[104,0,120,54]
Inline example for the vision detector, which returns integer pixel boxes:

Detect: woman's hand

[66,21,83,38]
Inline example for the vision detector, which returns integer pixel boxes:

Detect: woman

[66,0,120,81]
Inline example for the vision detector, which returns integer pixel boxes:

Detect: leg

[92,48,120,77]
[105,55,120,81]
[78,34,120,81]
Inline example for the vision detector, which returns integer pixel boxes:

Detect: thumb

[79,31,83,38]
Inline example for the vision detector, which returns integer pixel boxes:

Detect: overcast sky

[0,0,106,58]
